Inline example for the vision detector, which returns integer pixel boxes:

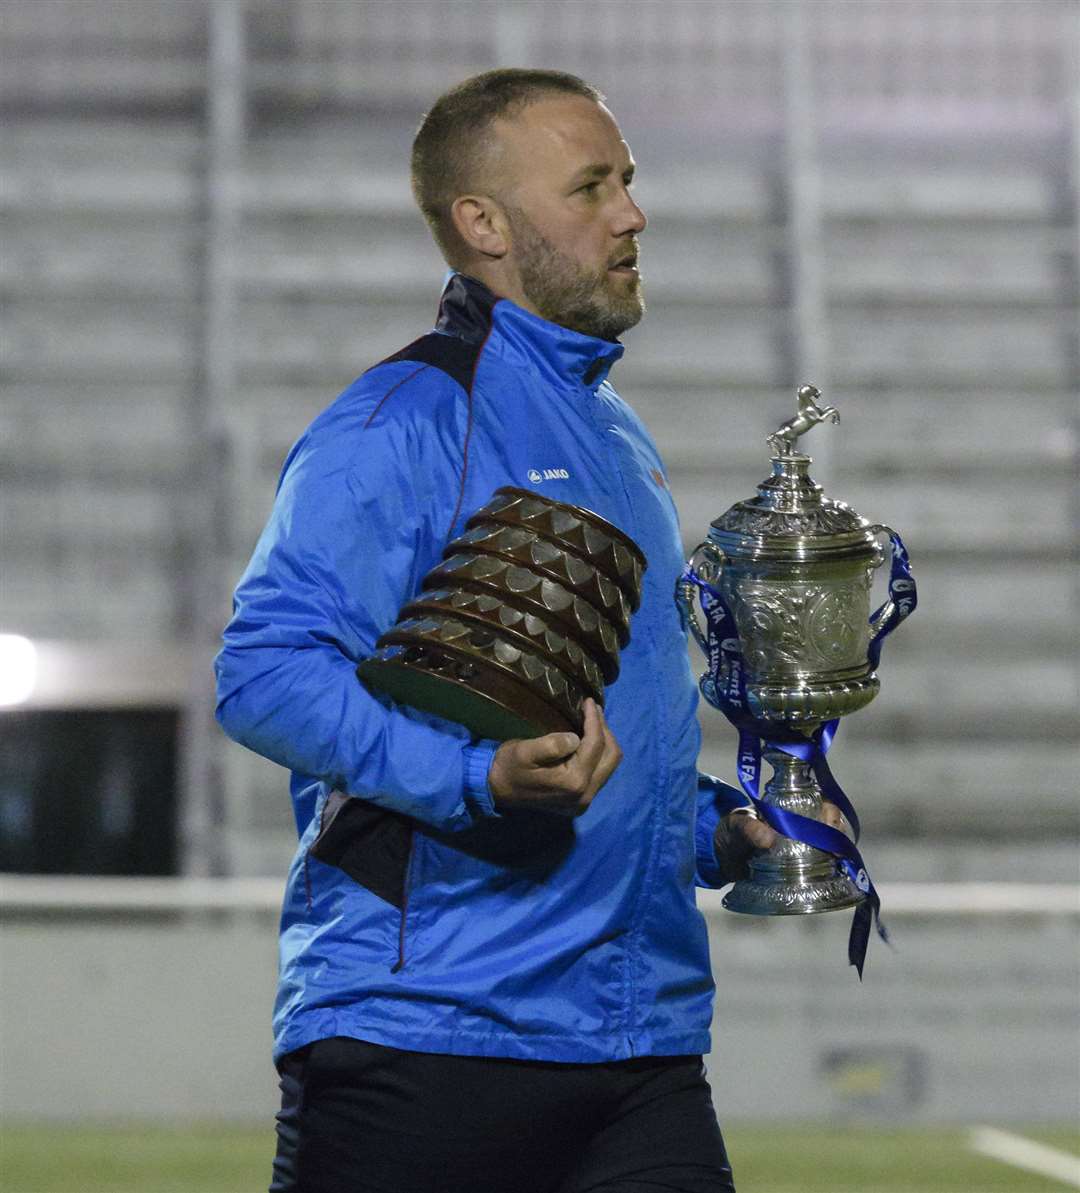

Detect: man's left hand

[712,800,847,886]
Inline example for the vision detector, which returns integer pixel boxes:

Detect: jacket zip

[588,386,667,1039]
[391,829,416,972]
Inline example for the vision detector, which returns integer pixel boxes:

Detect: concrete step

[2,215,201,301]
[1,383,194,480]
[1,574,186,642]
[3,483,187,551]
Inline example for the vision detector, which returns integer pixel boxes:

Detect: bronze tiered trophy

[358,488,646,741]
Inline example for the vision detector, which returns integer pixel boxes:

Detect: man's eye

[579,182,601,194]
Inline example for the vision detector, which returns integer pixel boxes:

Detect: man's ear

[450,194,510,260]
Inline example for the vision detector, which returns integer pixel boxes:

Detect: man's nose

[614,190,647,236]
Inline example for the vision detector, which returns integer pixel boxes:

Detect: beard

[503,205,645,342]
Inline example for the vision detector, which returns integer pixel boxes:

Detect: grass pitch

[1,1124,1077,1192]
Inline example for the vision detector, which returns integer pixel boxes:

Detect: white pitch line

[970,1126,1080,1188]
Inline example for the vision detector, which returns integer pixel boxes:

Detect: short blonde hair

[411,68,604,267]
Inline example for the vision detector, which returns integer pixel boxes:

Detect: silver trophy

[677,385,911,917]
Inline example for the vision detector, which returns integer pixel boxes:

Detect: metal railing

[2,873,1077,917]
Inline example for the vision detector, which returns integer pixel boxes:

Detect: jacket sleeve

[694,770,750,888]
[214,375,499,833]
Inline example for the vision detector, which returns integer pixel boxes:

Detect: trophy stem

[721,744,865,916]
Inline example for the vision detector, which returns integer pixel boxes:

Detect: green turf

[724,1125,1080,1193]
[0,1125,271,1193]
[0,1124,1076,1192]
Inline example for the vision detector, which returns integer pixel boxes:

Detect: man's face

[490,95,647,341]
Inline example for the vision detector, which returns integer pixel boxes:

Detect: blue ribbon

[683,530,916,977]
[868,532,917,670]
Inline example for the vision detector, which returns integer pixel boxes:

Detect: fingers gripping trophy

[676,385,917,974]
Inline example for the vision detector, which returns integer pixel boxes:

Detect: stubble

[503,204,645,342]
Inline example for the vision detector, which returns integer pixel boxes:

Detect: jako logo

[527,468,570,482]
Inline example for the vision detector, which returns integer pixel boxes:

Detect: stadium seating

[1,0,1076,867]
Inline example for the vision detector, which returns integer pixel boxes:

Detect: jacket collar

[435,271,625,393]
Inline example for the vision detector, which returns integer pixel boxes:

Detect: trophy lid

[708,385,879,561]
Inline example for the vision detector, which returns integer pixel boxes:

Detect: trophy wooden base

[357,651,578,743]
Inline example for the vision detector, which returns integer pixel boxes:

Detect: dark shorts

[270,1036,735,1193]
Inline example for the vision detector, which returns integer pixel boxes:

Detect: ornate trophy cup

[676,386,915,959]
[359,487,646,742]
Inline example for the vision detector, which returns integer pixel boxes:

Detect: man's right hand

[487,698,622,817]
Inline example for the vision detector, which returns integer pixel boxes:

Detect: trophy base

[719,743,867,917]
[722,869,865,916]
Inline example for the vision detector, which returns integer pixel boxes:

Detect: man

[216,69,781,1193]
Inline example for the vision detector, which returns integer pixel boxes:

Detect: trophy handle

[867,524,898,635]
[676,542,725,656]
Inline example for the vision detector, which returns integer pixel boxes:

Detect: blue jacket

[215,272,745,1064]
